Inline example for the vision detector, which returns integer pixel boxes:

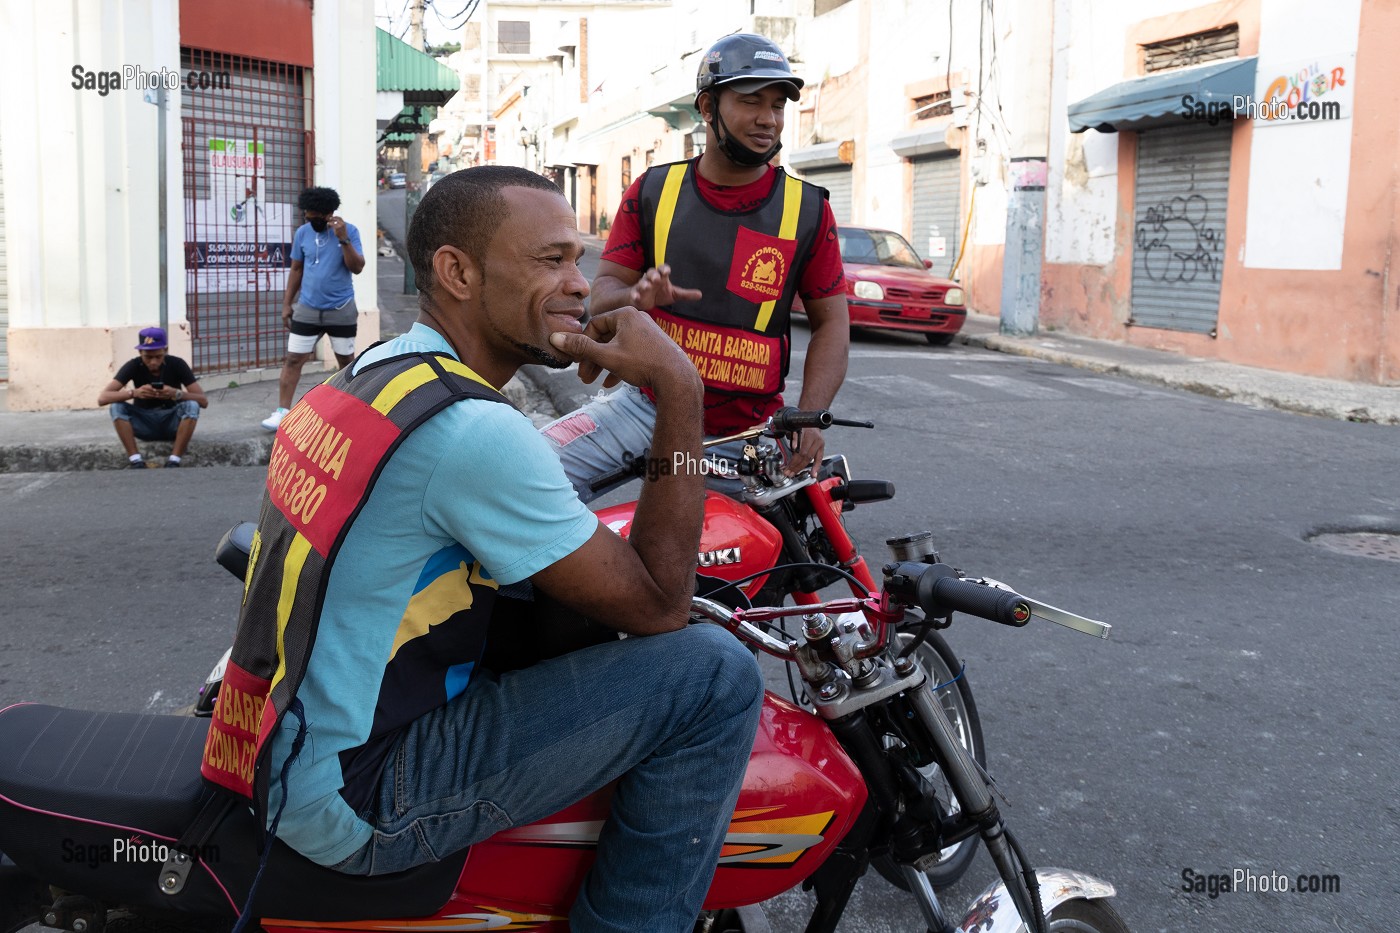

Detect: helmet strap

[711,105,782,168]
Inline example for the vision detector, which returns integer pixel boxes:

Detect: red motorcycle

[588,407,986,890]
[0,411,1129,933]
[0,549,1125,933]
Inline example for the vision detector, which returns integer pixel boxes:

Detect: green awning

[376,28,459,106]
[1068,57,1256,133]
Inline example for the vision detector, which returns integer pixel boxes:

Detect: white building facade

[0,0,379,410]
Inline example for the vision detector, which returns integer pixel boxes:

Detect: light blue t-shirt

[267,323,599,866]
[290,221,363,309]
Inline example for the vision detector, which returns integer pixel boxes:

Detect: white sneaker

[261,407,289,431]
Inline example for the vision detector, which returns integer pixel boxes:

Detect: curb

[957,330,1400,426]
[518,364,593,418]
[0,436,274,474]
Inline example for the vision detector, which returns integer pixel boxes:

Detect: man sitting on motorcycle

[540,32,850,500]
[204,166,763,932]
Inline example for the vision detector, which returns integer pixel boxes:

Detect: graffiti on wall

[1134,193,1223,284]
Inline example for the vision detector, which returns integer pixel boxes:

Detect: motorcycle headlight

[853,280,884,301]
[944,287,966,306]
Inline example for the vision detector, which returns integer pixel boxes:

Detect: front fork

[906,676,1042,933]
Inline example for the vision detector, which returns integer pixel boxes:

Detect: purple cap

[135,327,168,351]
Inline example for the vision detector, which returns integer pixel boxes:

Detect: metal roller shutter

[182,49,311,373]
[911,154,962,278]
[0,128,7,381]
[803,166,852,225]
[1130,122,1232,334]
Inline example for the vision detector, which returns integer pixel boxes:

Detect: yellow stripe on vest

[755,174,805,332]
[268,533,313,696]
[370,363,438,415]
[653,163,689,267]
[437,357,498,391]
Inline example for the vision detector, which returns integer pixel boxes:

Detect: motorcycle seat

[0,703,466,920]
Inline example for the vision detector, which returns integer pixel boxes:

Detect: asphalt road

[3,325,1398,931]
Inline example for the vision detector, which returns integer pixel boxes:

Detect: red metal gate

[182,48,313,373]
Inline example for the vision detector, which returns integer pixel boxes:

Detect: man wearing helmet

[542,33,849,498]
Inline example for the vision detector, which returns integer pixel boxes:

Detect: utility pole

[998,0,1054,336]
[405,0,427,294]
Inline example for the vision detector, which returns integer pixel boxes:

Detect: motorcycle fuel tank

[594,490,784,597]
[391,693,871,929]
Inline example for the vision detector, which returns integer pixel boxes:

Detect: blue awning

[1068,57,1257,133]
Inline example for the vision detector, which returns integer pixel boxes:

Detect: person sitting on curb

[261,185,366,431]
[97,326,209,468]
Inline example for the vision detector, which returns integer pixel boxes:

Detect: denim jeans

[109,400,200,440]
[539,385,750,502]
[333,623,763,933]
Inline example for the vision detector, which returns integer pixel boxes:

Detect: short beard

[513,339,572,369]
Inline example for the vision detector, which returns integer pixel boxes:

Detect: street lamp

[690,121,707,156]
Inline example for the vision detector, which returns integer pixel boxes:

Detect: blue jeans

[540,385,749,502]
[109,400,199,440]
[333,624,763,933]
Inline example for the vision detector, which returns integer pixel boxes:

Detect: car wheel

[925,332,956,346]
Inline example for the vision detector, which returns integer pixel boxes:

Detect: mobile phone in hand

[151,381,164,390]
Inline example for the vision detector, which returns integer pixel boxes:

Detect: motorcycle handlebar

[769,407,834,433]
[882,561,1031,628]
[587,461,640,493]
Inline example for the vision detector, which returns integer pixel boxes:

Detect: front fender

[957,867,1116,933]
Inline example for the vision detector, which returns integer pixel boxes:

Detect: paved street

[3,321,1395,931]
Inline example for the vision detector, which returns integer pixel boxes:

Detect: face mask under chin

[712,111,782,167]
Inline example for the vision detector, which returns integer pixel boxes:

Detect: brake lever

[830,418,875,429]
[973,577,1111,638]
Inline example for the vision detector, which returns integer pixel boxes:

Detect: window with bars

[498,20,531,54]
[912,90,953,121]
[621,155,632,191]
[1143,26,1239,73]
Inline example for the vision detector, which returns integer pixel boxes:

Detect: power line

[428,0,479,32]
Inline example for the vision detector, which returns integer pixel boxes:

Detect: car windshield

[838,228,925,269]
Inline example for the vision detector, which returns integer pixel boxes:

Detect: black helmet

[695,33,804,103]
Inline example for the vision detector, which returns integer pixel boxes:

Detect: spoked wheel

[1045,898,1132,932]
[873,627,985,891]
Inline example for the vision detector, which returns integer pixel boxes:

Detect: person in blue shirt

[239,167,762,932]
[261,186,366,431]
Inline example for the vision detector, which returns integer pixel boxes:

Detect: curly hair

[407,166,562,296]
[297,186,341,213]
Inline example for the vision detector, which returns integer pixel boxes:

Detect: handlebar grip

[884,561,1031,627]
[927,575,1029,627]
[770,407,834,432]
[588,461,640,493]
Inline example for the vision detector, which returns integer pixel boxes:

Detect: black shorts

[289,319,357,339]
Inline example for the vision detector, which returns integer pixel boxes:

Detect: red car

[798,225,967,345]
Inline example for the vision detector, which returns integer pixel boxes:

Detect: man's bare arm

[591,260,704,315]
[530,308,706,634]
[785,293,850,474]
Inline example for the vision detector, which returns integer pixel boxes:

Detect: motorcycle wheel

[1045,898,1131,932]
[872,627,984,892]
[694,905,771,933]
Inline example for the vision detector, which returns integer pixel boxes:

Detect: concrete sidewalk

[4,284,1395,473]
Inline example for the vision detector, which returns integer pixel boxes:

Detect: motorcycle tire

[872,627,985,892]
[1044,898,1131,932]
[695,905,772,933]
